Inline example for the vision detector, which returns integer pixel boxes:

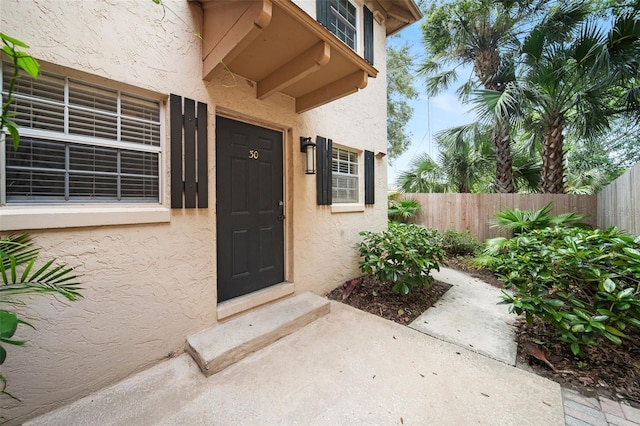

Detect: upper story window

[329,0,357,50]
[1,62,162,205]
[317,0,375,65]
[332,146,359,203]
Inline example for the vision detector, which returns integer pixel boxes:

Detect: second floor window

[328,0,357,51]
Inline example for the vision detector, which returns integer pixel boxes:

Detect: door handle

[277,200,285,221]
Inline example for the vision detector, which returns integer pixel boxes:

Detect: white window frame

[331,144,364,212]
[329,0,359,52]
[0,62,169,230]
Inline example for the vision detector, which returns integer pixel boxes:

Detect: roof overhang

[366,0,422,36]
[196,0,420,113]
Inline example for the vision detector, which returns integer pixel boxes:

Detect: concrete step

[186,292,330,376]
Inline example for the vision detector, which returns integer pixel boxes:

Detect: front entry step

[186,292,330,376]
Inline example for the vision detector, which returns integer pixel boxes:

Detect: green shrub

[490,226,640,355]
[357,223,444,295]
[442,230,483,257]
[492,202,591,237]
[388,198,420,223]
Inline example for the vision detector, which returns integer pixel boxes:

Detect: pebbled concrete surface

[28,299,564,426]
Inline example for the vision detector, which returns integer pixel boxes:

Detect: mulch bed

[325,274,452,324]
[325,257,640,407]
[516,317,640,407]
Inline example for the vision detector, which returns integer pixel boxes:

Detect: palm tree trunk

[475,52,515,193]
[491,120,514,193]
[541,117,565,193]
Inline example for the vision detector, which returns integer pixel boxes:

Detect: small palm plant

[492,202,590,237]
[388,193,420,223]
[0,234,81,400]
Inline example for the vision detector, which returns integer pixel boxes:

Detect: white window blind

[332,146,358,203]
[1,62,161,204]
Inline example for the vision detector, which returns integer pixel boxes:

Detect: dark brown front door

[216,116,284,302]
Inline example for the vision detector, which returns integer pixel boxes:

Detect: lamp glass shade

[304,144,316,174]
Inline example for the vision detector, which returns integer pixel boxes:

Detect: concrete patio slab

[28,299,564,426]
[409,267,517,365]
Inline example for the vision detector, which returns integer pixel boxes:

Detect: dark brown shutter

[364,150,375,205]
[317,0,330,28]
[316,136,332,205]
[170,94,183,208]
[363,6,374,65]
[170,94,208,209]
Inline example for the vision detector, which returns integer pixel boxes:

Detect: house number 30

[249,150,259,160]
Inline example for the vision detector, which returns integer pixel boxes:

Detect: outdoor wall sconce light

[376,151,387,158]
[300,136,317,175]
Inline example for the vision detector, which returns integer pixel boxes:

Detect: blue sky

[387,21,476,186]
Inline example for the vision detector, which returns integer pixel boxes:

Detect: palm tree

[485,4,640,193]
[420,0,550,193]
[395,125,493,193]
[396,122,542,194]
[395,153,450,193]
[436,125,493,193]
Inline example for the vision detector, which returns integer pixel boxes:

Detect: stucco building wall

[0,0,388,422]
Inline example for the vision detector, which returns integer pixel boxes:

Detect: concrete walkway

[409,267,640,426]
[27,268,640,425]
[409,267,517,365]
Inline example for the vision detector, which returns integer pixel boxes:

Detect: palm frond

[471,85,521,123]
[0,234,82,302]
[455,78,477,101]
[418,58,441,76]
[539,2,590,44]
[425,69,458,96]
[0,234,39,268]
[521,28,546,64]
[395,153,450,193]
[572,21,607,69]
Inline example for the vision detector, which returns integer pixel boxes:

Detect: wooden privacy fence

[598,161,640,237]
[404,193,598,242]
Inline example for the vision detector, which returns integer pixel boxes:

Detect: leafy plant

[490,226,640,355]
[0,234,82,400]
[492,202,590,237]
[357,223,444,295]
[388,195,420,223]
[441,229,483,257]
[1,32,40,150]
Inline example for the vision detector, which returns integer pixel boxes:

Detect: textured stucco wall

[1,0,388,423]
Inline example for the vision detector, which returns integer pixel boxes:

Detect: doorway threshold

[217,282,295,321]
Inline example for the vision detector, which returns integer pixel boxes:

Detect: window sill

[0,205,171,231]
[331,203,365,213]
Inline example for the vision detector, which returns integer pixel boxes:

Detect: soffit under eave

[196,0,378,113]
[364,0,423,36]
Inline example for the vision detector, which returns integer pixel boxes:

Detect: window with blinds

[1,62,161,204]
[332,146,359,203]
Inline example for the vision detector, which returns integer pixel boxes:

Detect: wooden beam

[272,0,377,78]
[386,4,414,23]
[363,1,387,23]
[257,41,331,100]
[202,0,273,81]
[295,70,368,113]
